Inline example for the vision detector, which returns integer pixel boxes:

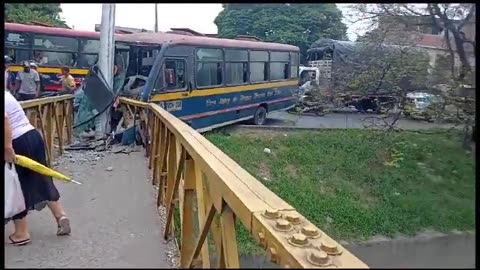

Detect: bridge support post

[96,3,116,139]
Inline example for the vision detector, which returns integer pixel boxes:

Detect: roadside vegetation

[206,129,475,255]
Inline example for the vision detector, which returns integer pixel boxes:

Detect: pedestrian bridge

[10,95,368,268]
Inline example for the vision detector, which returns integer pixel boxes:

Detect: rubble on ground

[55,148,106,168]
[56,134,143,169]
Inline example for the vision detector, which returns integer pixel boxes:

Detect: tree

[349,4,475,83]
[349,4,475,146]
[214,4,347,63]
[5,4,68,28]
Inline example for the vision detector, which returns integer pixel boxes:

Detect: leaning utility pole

[154,3,158,33]
[95,3,116,139]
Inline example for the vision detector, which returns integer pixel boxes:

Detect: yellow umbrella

[14,155,82,185]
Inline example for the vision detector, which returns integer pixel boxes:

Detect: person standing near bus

[15,62,41,101]
[29,62,45,94]
[53,66,76,95]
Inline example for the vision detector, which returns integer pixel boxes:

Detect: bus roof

[5,22,103,39]
[119,32,299,51]
[5,22,299,52]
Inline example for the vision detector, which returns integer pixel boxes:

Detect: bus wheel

[253,106,267,125]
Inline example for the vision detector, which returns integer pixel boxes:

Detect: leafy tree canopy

[5,4,69,28]
[214,4,347,62]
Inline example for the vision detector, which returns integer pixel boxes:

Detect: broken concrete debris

[56,149,106,168]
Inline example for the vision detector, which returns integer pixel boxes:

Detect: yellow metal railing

[20,95,74,165]
[119,97,368,269]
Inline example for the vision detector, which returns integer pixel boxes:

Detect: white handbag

[4,163,26,219]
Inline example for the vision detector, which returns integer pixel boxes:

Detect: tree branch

[456,4,475,30]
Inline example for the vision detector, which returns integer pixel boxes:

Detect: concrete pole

[154,4,158,33]
[95,4,116,139]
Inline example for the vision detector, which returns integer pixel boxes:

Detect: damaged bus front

[119,32,300,132]
[78,31,299,138]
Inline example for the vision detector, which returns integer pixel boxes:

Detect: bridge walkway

[5,95,368,269]
[5,149,175,268]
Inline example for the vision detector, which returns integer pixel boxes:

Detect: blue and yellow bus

[118,32,300,131]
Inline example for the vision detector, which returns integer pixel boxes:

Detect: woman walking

[4,89,71,246]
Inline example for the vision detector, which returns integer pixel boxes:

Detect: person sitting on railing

[4,90,72,246]
[14,62,41,101]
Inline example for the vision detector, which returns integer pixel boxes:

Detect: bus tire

[253,106,267,125]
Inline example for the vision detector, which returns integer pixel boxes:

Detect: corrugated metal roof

[416,34,446,49]
[94,24,152,34]
[169,28,205,36]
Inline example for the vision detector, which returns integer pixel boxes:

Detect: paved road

[264,110,456,130]
[5,151,175,268]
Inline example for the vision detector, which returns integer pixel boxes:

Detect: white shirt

[16,69,40,95]
[4,90,34,139]
[4,69,8,90]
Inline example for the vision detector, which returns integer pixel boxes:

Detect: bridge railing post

[20,95,75,164]
[118,97,369,269]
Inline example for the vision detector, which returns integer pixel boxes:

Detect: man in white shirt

[15,62,40,101]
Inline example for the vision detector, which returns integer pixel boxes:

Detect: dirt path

[5,150,177,268]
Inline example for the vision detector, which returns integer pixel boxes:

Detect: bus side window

[225,49,248,85]
[283,63,288,79]
[195,48,224,88]
[270,51,289,81]
[5,48,29,64]
[164,59,186,91]
[263,63,269,81]
[270,62,289,81]
[290,52,299,79]
[249,50,269,83]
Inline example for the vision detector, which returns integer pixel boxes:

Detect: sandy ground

[4,150,177,268]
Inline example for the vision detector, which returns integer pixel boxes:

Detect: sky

[60,4,366,41]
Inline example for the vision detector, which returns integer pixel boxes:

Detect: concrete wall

[345,232,476,268]
[215,232,475,268]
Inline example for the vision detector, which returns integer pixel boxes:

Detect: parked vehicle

[5,23,93,92]
[299,66,320,86]
[5,23,158,94]
[403,92,443,121]
[117,32,300,132]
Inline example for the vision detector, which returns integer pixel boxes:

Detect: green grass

[205,129,475,255]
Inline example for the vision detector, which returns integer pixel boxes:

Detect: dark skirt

[5,129,60,224]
